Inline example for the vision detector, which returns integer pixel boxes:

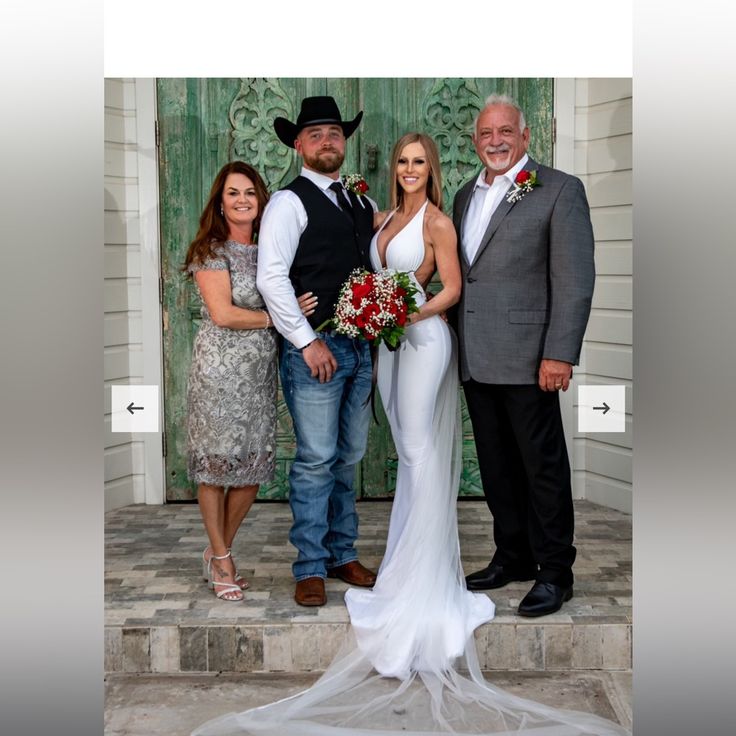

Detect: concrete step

[106,670,633,735]
[105,501,631,675]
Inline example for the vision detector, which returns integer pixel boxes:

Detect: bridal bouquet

[317,268,419,350]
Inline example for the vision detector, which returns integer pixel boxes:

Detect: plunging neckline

[375,200,428,269]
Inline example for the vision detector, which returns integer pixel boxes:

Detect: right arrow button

[578,387,625,433]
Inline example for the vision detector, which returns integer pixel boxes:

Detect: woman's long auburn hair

[183,161,270,273]
[388,133,444,211]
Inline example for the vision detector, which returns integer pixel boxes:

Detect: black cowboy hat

[274,96,363,148]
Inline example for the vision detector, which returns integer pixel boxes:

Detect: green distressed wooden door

[157,77,552,501]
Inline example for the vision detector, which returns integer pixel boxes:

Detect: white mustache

[485,146,510,154]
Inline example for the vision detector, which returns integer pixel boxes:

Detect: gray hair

[473,94,527,134]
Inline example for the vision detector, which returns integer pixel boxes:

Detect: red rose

[357,180,369,193]
[515,170,531,184]
[396,304,408,325]
[352,281,372,299]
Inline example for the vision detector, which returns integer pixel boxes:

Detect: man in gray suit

[452,94,595,617]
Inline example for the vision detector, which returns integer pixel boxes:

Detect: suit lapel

[469,157,537,267]
[456,178,477,268]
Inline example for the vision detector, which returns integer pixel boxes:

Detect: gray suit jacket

[451,157,595,384]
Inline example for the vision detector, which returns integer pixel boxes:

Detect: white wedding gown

[192,201,629,736]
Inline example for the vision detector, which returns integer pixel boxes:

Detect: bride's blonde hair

[389,133,443,211]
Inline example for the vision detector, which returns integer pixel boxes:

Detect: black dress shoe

[465,563,537,591]
[517,582,573,617]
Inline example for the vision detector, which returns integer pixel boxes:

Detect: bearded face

[296,125,346,175]
[473,105,530,177]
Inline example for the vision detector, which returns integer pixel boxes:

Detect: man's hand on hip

[302,339,338,383]
[538,359,573,392]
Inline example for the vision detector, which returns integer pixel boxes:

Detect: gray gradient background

[632,5,736,734]
[3,2,736,734]
[1,3,103,735]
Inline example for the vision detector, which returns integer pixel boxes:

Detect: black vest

[285,176,374,329]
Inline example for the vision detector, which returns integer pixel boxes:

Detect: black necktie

[329,182,353,216]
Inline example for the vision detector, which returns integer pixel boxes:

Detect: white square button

[577,385,625,433]
[111,385,160,433]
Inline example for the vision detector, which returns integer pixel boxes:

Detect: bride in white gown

[192,134,629,736]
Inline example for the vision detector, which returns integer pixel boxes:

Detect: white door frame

[135,77,165,505]
[553,78,582,499]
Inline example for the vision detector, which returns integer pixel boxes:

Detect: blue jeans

[280,334,372,581]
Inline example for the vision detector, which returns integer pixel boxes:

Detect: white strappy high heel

[203,547,250,590]
[205,550,244,602]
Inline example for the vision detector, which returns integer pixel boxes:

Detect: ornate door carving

[158,77,552,501]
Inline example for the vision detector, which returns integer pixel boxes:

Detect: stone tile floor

[105,500,631,674]
[105,500,632,730]
[106,499,631,627]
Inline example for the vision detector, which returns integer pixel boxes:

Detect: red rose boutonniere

[506,169,541,204]
[342,173,370,196]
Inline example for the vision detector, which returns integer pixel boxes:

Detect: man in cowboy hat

[257,96,377,607]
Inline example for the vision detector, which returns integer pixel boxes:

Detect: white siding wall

[103,77,633,512]
[104,78,145,510]
[573,78,633,513]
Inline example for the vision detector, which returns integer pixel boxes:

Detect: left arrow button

[112,386,159,433]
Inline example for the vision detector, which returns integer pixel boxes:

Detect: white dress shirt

[461,153,529,264]
[256,167,376,349]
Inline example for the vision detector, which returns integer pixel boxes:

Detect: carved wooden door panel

[358,78,554,496]
[158,78,365,501]
[157,78,552,501]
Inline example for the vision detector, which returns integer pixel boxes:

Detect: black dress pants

[462,379,576,588]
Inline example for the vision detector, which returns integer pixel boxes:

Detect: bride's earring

[220,204,224,216]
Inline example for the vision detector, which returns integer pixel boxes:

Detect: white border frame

[135,77,165,505]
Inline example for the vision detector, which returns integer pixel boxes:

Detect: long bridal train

[193,627,628,735]
[192,336,628,736]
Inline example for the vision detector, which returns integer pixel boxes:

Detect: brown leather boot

[294,576,326,606]
[327,560,377,587]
